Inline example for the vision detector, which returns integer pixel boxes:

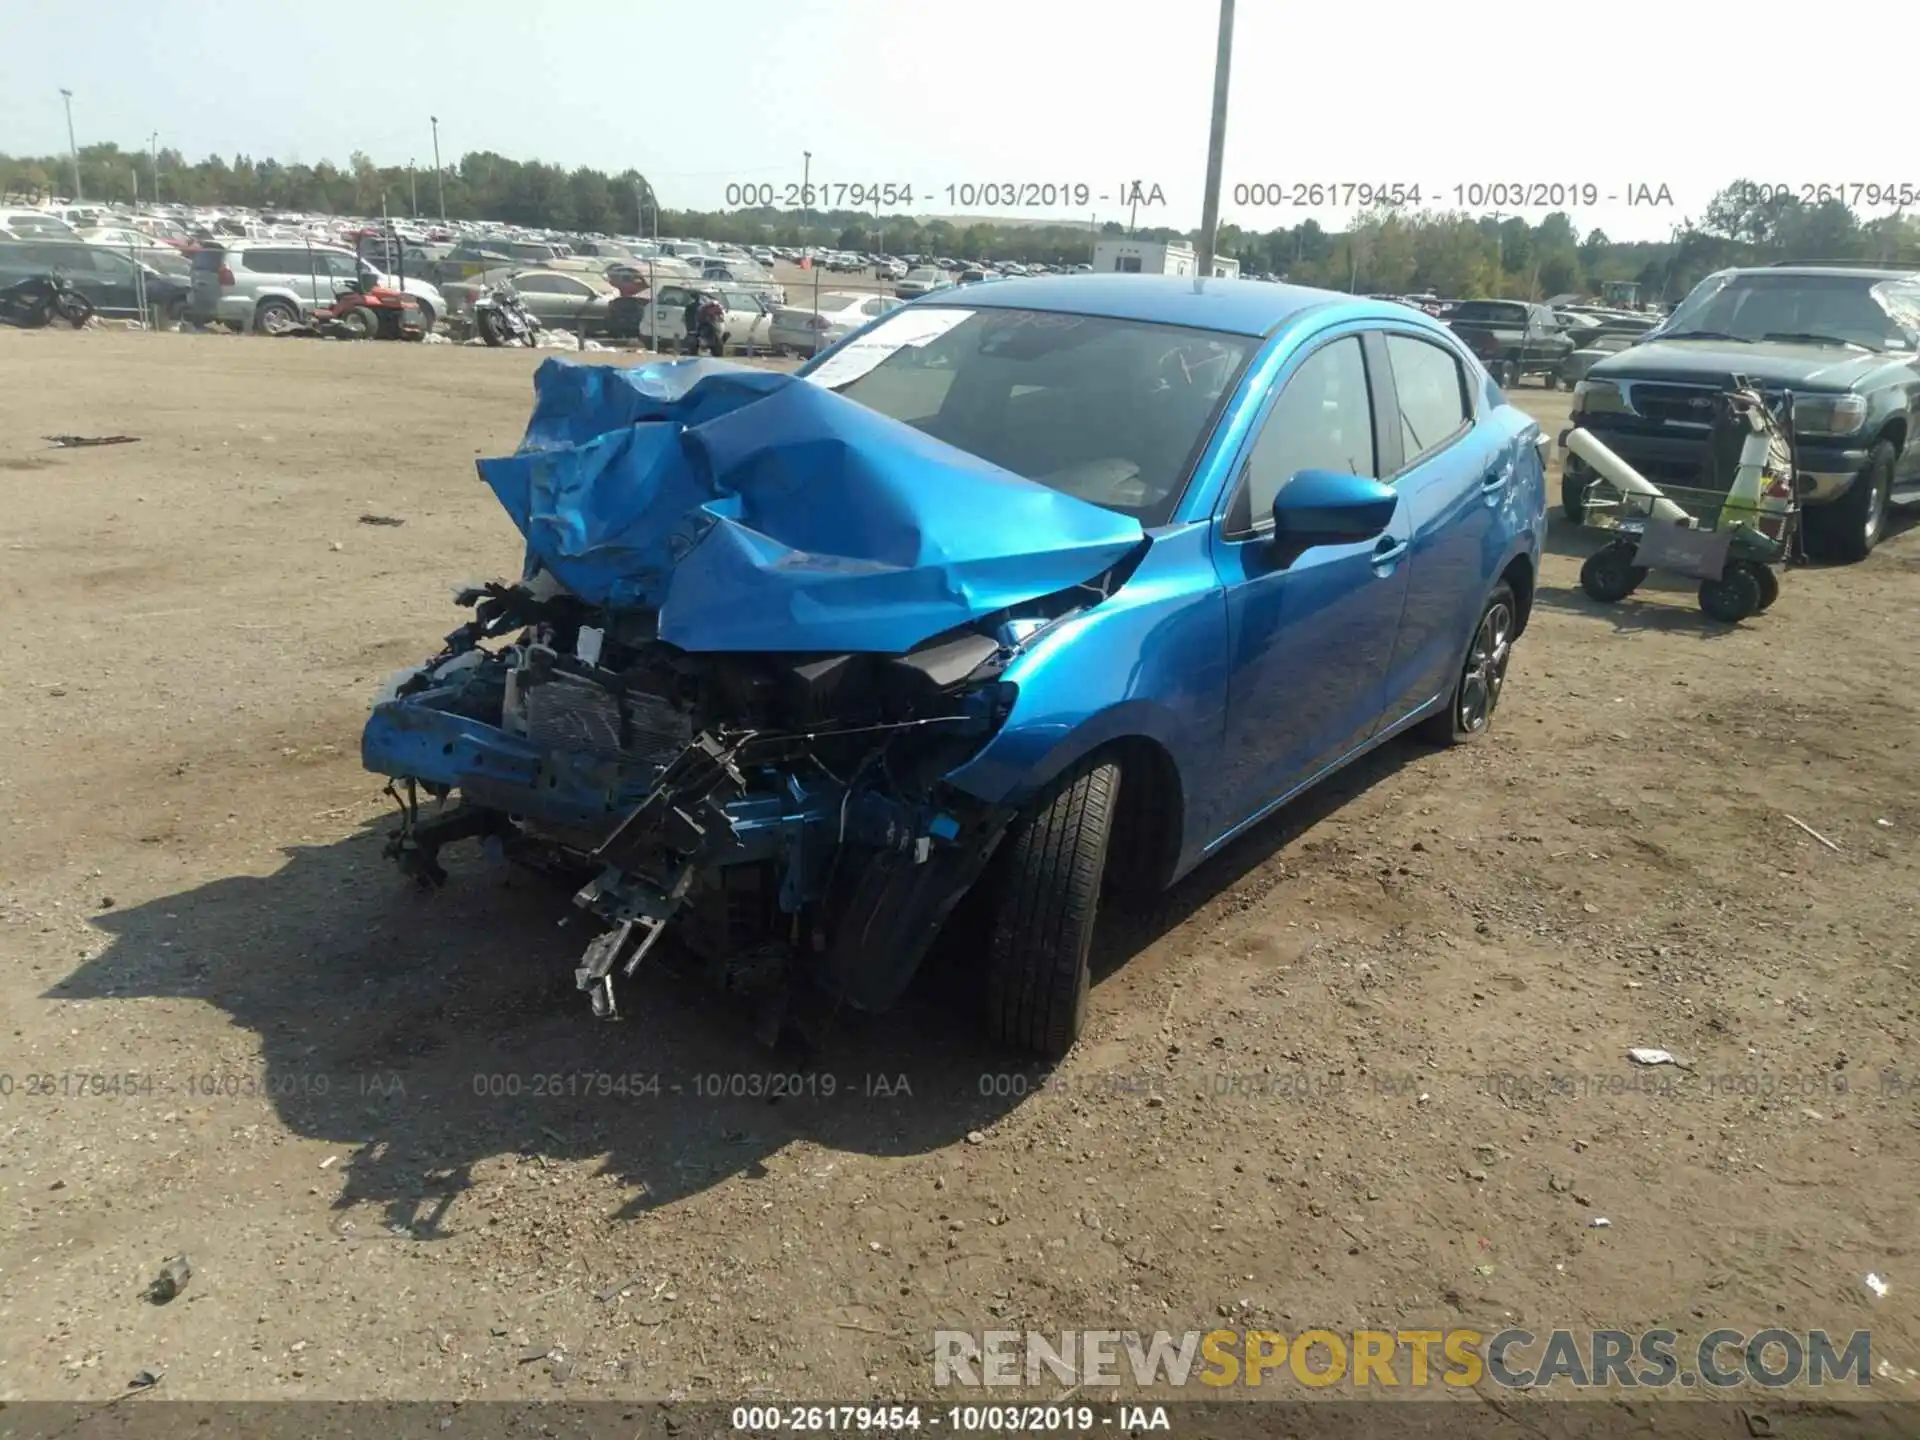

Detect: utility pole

[801,151,812,246]
[430,116,445,223]
[59,89,82,202]
[1194,0,1234,280]
[149,131,159,203]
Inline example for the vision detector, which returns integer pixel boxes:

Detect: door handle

[1372,537,1409,567]
[1481,465,1509,492]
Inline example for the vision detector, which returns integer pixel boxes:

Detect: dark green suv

[1559,263,1920,561]
[0,239,189,322]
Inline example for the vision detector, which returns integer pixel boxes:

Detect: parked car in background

[186,240,445,332]
[0,238,190,320]
[1561,263,1920,560]
[1446,300,1574,387]
[895,266,952,299]
[0,211,79,240]
[768,290,903,356]
[632,284,773,352]
[441,267,621,332]
[1556,331,1638,388]
[76,228,192,278]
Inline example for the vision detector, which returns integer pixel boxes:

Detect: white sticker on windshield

[802,307,973,390]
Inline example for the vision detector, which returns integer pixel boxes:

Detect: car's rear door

[1372,329,1506,727]
[1208,328,1411,829]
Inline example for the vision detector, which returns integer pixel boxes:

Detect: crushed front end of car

[361,357,1146,1036]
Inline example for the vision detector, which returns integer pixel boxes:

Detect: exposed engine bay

[365,563,1122,1036]
[359,355,1160,1041]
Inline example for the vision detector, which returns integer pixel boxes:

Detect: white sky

[5,0,1915,242]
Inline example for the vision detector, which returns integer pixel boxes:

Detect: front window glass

[805,306,1252,524]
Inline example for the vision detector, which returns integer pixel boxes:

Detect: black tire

[412,301,436,333]
[1698,566,1762,623]
[1562,470,1588,523]
[1416,581,1517,746]
[254,298,300,335]
[1579,544,1645,602]
[982,759,1120,1060]
[55,293,93,328]
[339,306,381,340]
[1803,440,1894,564]
[1497,360,1518,387]
[1750,562,1781,612]
[476,307,512,347]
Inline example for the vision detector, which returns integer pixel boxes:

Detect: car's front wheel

[982,759,1120,1060]
[1803,439,1894,564]
[1417,582,1517,745]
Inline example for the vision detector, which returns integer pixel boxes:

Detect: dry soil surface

[1,330,1916,1421]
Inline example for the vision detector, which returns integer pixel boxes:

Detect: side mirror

[1271,470,1398,544]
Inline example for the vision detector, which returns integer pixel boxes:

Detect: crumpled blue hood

[475,358,1147,654]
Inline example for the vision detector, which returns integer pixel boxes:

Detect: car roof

[1729,264,1918,281]
[933,273,1374,338]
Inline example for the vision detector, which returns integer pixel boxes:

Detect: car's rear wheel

[1803,439,1894,564]
[982,759,1120,1060]
[1417,582,1516,746]
[254,298,299,335]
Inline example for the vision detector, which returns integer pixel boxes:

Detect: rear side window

[1384,335,1471,465]
[238,248,299,273]
[29,243,92,271]
[1230,336,1375,535]
[192,247,227,272]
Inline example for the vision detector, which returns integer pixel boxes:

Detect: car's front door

[1374,329,1507,726]
[1209,329,1411,837]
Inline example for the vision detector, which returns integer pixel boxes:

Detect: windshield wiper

[1657,330,1750,343]
[1760,332,1869,350]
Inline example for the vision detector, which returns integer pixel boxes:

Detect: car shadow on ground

[57,738,1417,1232]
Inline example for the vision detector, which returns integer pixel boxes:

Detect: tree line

[5,142,1915,304]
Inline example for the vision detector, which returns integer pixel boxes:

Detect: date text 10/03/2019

[722,182,1167,211]
[717,180,1678,211]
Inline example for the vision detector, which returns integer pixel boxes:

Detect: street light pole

[149,131,159,202]
[59,89,82,202]
[430,116,445,223]
[1194,0,1235,280]
[409,161,418,217]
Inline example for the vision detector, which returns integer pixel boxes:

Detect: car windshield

[905,268,940,282]
[802,306,1252,525]
[1658,272,1920,351]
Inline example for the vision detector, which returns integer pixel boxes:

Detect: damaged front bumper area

[362,577,1023,1028]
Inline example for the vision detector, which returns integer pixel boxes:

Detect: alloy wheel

[1457,601,1514,734]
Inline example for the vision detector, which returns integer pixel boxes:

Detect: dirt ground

[1,328,1916,1414]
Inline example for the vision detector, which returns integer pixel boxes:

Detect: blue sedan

[361,275,1547,1058]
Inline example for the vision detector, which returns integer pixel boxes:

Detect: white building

[1092,238,1239,279]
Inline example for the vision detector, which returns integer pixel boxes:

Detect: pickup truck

[1447,300,1576,388]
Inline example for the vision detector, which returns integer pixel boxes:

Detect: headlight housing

[1791,393,1869,437]
[1572,379,1628,416]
